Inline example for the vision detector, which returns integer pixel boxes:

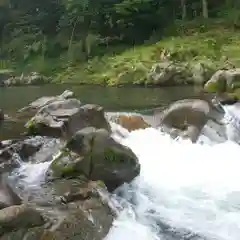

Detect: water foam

[106,126,240,240]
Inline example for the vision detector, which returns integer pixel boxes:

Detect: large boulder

[146,61,213,86]
[0,178,114,240]
[147,62,189,86]
[0,205,44,236]
[159,99,211,142]
[204,68,240,93]
[26,99,111,138]
[0,174,22,210]
[18,90,74,117]
[48,127,140,191]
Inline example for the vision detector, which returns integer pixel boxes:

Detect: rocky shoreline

[0,61,239,90]
[0,88,235,239]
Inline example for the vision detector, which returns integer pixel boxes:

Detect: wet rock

[215,93,238,105]
[204,68,240,93]
[0,136,50,172]
[49,127,140,191]
[0,174,22,210]
[0,140,18,149]
[159,99,210,142]
[26,100,111,138]
[4,178,114,240]
[111,114,150,131]
[0,205,44,236]
[18,90,74,118]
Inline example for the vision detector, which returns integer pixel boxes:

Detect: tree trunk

[181,0,187,20]
[68,16,79,56]
[202,0,208,18]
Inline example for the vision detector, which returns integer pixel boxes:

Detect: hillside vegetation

[0,0,239,85]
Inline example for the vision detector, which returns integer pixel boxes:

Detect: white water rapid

[9,105,240,240]
[105,107,240,240]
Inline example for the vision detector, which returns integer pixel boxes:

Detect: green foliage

[0,0,239,85]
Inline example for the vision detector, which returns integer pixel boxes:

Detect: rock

[0,69,14,86]
[18,90,74,117]
[26,100,111,138]
[204,68,240,93]
[0,136,53,173]
[25,72,49,85]
[48,127,140,191]
[190,62,214,85]
[0,174,22,210]
[0,205,44,236]
[159,99,211,142]
[147,62,189,86]
[3,72,50,87]
[1,178,114,240]
[110,114,150,131]
[214,93,238,105]
[147,61,215,86]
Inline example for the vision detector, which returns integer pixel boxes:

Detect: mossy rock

[48,150,90,178]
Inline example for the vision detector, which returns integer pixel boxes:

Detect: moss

[103,147,135,164]
[103,148,122,163]
[204,81,220,93]
[231,88,240,100]
[50,150,80,177]
[25,119,40,135]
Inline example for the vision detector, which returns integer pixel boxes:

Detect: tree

[202,0,209,18]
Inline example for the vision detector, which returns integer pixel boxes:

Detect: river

[1,85,240,240]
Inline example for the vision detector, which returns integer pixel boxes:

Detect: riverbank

[54,21,240,86]
[1,20,240,87]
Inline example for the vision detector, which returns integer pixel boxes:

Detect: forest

[0,0,239,85]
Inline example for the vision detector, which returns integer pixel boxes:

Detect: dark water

[0,85,202,112]
[0,85,201,140]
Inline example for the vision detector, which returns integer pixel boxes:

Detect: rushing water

[104,106,240,240]
[3,85,240,239]
[7,103,240,240]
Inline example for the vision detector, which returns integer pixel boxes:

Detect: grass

[53,20,240,86]
[4,19,240,86]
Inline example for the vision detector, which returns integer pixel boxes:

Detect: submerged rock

[48,127,140,191]
[26,100,111,138]
[159,99,210,142]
